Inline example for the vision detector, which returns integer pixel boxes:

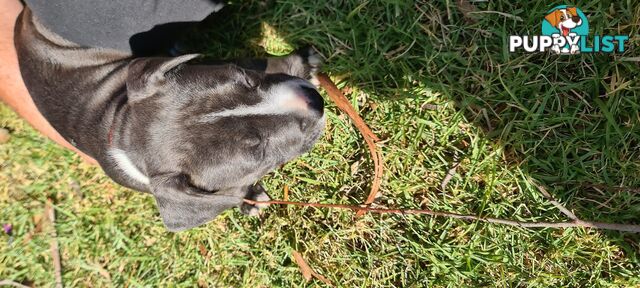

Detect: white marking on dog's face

[198,79,314,121]
[109,149,150,185]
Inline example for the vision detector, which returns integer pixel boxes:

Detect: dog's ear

[126,54,200,103]
[150,173,244,232]
[566,7,577,17]
[544,10,561,27]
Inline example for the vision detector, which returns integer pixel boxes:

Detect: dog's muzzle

[264,75,324,116]
[296,84,324,115]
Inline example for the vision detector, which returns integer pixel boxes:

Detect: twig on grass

[440,161,460,191]
[291,250,334,286]
[292,250,312,281]
[0,280,31,288]
[45,199,63,288]
[243,199,640,233]
[529,179,578,221]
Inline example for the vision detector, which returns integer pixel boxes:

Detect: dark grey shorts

[24,0,223,55]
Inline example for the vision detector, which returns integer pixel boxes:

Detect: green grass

[2,0,640,286]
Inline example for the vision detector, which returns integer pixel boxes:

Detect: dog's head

[125,54,325,231]
[544,7,582,36]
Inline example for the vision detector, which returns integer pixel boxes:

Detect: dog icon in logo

[544,7,583,54]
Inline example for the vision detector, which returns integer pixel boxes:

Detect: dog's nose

[298,85,324,114]
[572,16,581,22]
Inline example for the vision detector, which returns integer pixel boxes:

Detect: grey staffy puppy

[14,7,325,231]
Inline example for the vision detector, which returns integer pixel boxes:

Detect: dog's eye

[298,120,308,131]
[242,135,261,147]
[241,72,258,89]
[183,174,218,193]
[243,133,267,160]
[560,15,564,20]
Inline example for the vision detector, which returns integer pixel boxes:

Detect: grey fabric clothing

[23,0,221,53]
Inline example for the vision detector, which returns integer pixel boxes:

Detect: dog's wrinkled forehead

[171,65,314,117]
[198,79,313,121]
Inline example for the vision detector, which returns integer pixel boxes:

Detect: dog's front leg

[264,47,323,86]
[223,47,323,86]
[238,183,271,216]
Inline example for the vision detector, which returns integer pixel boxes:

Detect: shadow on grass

[185,0,639,276]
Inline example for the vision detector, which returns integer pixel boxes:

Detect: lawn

[1,0,640,286]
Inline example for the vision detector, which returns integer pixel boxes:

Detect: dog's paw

[295,46,323,87]
[240,183,271,216]
[266,46,323,85]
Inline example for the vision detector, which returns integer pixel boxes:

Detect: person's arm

[0,0,97,164]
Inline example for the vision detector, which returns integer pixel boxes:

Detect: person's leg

[0,0,97,164]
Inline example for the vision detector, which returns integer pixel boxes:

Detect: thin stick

[0,280,31,288]
[530,179,578,221]
[243,199,640,233]
[440,161,460,190]
[46,199,63,288]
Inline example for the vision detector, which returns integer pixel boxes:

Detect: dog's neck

[105,95,151,187]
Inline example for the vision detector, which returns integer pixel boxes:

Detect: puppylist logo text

[509,5,629,54]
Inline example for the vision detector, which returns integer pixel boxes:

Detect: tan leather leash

[315,73,383,216]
